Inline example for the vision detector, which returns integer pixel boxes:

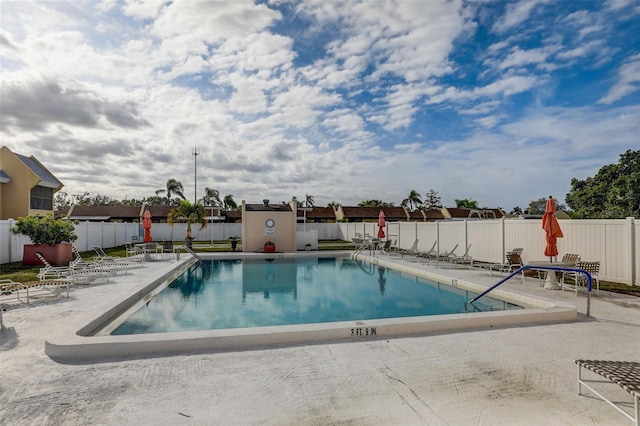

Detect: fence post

[9,218,14,263]
[464,219,469,255]
[501,217,506,260]
[627,217,636,286]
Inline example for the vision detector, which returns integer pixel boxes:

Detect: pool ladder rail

[183,246,202,262]
[468,265,594,317]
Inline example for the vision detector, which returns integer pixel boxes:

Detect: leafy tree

[144,195,169,206]
[566,149,640,218]
[54,191,73,211]
[423,189,442,210]
[510,206,523,215]
[291,196,301,207]
[72,192,123,206]
[223,194,238,210]
[358,200,382,207]
[401,190,422,211]
[454,198,478,208]
[327,201,341,209]
[201,187,221,207]
[167,200,207,239]
[527,197,566,215]
[121,198,143,206]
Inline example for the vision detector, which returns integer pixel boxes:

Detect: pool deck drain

[1,251,639,425]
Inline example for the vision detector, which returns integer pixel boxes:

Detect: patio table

[527,261,575,290]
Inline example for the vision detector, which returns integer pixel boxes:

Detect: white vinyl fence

[339,218,638,286]
[1,218,637,286]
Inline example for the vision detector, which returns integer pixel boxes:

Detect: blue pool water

[111,257,522,335]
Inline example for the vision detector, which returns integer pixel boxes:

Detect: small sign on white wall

[265,228,275,236]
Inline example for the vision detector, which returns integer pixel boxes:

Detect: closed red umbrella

[377,210,386,239]
[542,196,563,260]
[142,210,153,242]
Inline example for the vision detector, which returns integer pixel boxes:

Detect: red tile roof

[341,206,407,221]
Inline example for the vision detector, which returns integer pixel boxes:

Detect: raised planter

[23,243,73,266]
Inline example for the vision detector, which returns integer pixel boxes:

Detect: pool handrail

[183,246,201,262]
[468,265,594,317]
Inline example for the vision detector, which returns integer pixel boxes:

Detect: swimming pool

[106,257,522,335]
[44,252,577,361]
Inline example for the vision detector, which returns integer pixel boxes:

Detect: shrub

[10,215,78,245]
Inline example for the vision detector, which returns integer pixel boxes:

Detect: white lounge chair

[426,243,459,263]
[399,239,420,258]
[449,244,473,264]
[36,252,106,284]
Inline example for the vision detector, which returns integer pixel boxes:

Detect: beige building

[0,146,63,220]
[241,200,296,252]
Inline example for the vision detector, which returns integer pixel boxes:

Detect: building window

[30,186,53,210]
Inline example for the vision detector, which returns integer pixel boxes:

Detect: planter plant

[229,236,240,252]
[11,215,78,266]
[167,200,208,249]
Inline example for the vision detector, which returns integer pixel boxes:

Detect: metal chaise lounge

[399,239,420,259]
[36,252,107,284]
[431,243,460,263]
[576,359,639,425]
[447,243,472,264]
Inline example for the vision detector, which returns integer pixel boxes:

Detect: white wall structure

[1,218,637,286]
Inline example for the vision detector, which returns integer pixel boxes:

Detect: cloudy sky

[1,0,639,210]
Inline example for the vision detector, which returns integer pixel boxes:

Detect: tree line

[55,149,639,219]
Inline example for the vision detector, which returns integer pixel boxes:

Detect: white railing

[1,218,637,286]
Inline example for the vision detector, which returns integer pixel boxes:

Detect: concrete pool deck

[1,252,639,425]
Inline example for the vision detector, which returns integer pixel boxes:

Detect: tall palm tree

[402,190,423,211]
[304,194,315,207]
[201,187,221,207]
[223,194,238,211]
[167,200,207,240]
[157,179,186,204]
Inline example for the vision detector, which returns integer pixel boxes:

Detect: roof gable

[16,154,61,188]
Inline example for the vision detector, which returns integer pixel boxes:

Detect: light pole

[192,146,199,204]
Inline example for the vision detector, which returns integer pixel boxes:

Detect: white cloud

[492,0,549,34]
[1,0,638,210]
[599,54,640,104]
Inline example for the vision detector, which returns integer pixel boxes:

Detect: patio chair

[489,251,525,282]
[563,260,600,294]
[125,242,140,257]
[559,253,580,284]
[162,240,174,253]
[576,360,639,425]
